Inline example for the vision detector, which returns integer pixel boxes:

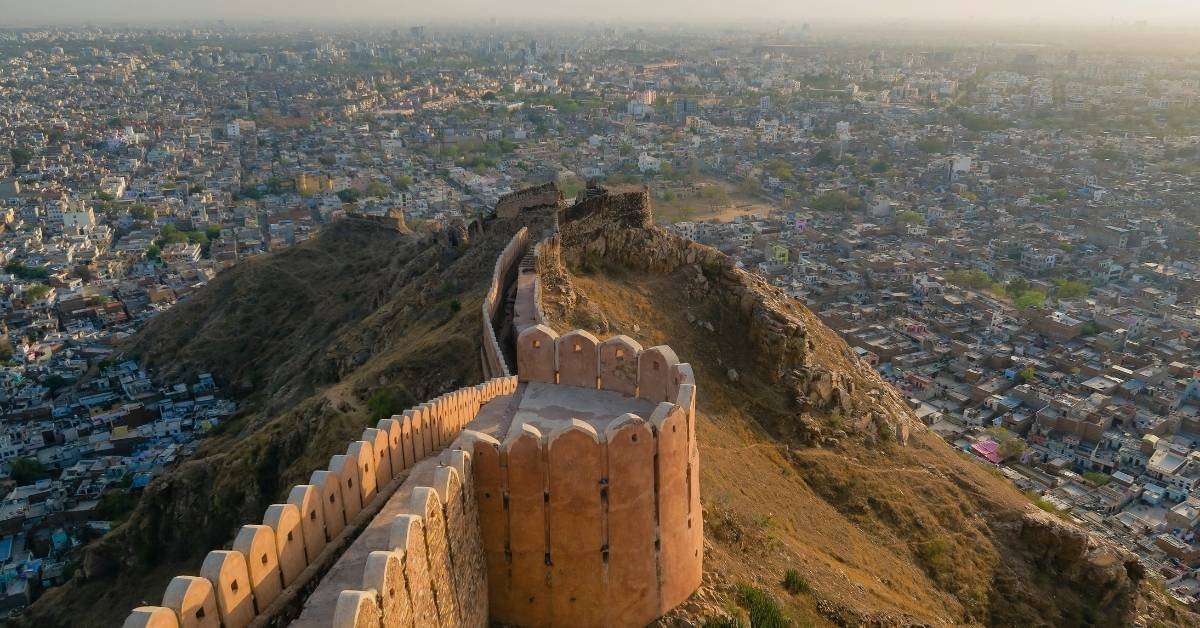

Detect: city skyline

[3,0,1200,27]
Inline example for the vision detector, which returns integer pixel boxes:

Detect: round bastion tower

[462,324,703,627]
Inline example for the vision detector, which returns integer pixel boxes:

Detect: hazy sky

[3,0,1200,26]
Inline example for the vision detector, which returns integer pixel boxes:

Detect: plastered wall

[490,326,703,627]
[331,435,492,628]
[482,228,530,378]
[122,377,519,628]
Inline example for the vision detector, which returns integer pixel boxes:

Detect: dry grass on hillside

[20,217,539,628]
[544,266,1194,628]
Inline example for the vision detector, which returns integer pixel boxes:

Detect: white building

[63,207,96,230]
[637,153,662,173]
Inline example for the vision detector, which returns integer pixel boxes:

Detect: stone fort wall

[324,396,524,628]
[482,227,530,378]
[495,181,562,220]
[122,376,518,628]
[479,325,703,627]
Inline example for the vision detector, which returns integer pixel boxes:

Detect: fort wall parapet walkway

[121,376,518,628]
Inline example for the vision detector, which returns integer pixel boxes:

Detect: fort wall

[124,185,704,628]
[482,228,530,378]
[329,431,496,628]
[122,377,518,628]
[474,325,703,627]
[495,181,562,220]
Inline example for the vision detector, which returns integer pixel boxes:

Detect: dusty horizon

[2,0,1200,28]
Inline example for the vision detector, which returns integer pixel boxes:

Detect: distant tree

[5,261,50,282]
[558,175,585,199]
[1052,279,1089,300]
[367,388,408,423]
[146,243,161,260]
[25,285,51,301]
[699,185,729,204]
[896,210,923,225]
[366,181,392,198]
[9,457,49,485]
[811,190,862,212]
[337,189,363,203]
[916,137,949,153]
[1014,290,1046,309]
[945,269,995,290]
[810,148,835,166]
[739,176,762,195]
[392,175,413,191]
[185,231,209,248]
[97,490,138,522]
[130,204,154,220]
[766,159,793,180]
[156,224,188,247]
[1080,321,1100,336]
[1081,472,1111,487]
[9,147,33,167]
[1017,365,1037,383]
[43,374,68,393]
[1005,278,1030,298]
[869,159,890,174]
[986,427,1026,459]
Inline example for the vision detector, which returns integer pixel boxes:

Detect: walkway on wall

[290,387,520,626]
[511,249,540,336]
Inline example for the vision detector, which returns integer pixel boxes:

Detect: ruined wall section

[482,228,530,378]
[556,189,811,386]
[495,182,562,220]
[122,377,519,628]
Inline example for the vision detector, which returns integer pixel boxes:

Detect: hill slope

[536,190,1198,627]
[20,215,544,628]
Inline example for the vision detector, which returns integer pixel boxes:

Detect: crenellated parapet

[330,440,491,628]
[469,326,703,627]
[327,326,702,628]
[122,376,519,628]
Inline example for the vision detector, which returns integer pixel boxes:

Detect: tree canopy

[811,190,863,212]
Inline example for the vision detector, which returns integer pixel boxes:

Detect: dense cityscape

[2,19,1200,620]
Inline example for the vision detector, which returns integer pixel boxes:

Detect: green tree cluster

[811,190,863,212]
[1052,278,1089,300]
[985,426,1026,459]
[9,147,33,166]
[4,261,51,282]
[9,457,49,485]
[1014,291,1046,309]
[944,269,995,290]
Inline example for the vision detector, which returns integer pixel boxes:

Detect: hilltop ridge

[19,214,548,628]
[18,187,1198,627]
[536,186,1197,627]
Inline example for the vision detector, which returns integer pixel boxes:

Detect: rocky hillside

[20,214,546,628]
[537,188,1197,628]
